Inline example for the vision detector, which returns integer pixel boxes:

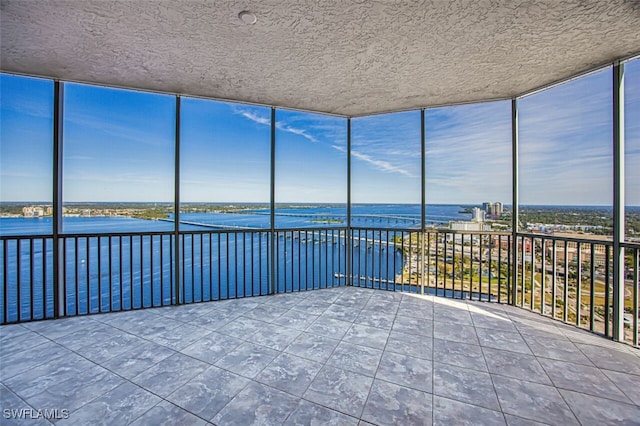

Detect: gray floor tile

[129,400,208,426]
[385,330,433,360]
[492,375,579,425]
[1,331,50,357]
[483,347,552,385]
[56,382,159,426]
[470,311,517,332]
[212,381,299,426]
[575,342,640,375]
[326,341,383,377]
[214,342,279,378]
[538,357,633,403]
[601,369,640,406]
[560,388,640,425]
[376,351,433,393]
[179,331,243,364]
[186,309,243,330]
[433,395,505,426]
[217,316,269,339]
[256,353,322,396]
[397,304,434,320]
[362,379,433,426]
[355,309,395,330]
[73,332,146,364]
[324,303,361,322]
[24,316,101,340]
[522,334,593,365]
[291,299,332,316]
[343,324,390,350]
[101,341,176,379]
[433,306,473,325]
[433,338,487,371]
[4,352,95,399]
[363,298,400,314]
[0,383,53,426]
[503,414,550,426]
[272,309,319,331]
[433,321,480,345]
[433,362,501,411]
[304,365,373,418]
[25,366,125,413]
[284,399,359,426]
[166,365,249,420]
[0,323,31,339]
[3,286,639,426]
[391,317,434,337]
[305,316,352,340]
[245,324,302,351]
[284,332,340,363]
[145,323,212,350]
[131,353,209,398]
[0,341,74,380]
[117,316,183,338]
[243,304,289,322]
[476,328,532,355]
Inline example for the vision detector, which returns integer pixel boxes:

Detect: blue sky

[1,59,638,206]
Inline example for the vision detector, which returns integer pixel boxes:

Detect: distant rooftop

[2,0,639,116]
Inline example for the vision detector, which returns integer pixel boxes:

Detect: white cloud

[331,144,417,178]
[236,109,317,142]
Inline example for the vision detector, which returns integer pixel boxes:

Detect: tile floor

[1,286,639,425]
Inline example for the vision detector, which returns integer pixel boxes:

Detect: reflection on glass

[0,74,53,236]
[62,83,175,233]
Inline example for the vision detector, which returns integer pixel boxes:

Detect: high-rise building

[472,207,486,222]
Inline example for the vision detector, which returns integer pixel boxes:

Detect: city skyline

[1,59,639,206]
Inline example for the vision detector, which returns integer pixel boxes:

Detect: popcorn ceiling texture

[2,0,639,116]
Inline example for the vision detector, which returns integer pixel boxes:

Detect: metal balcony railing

[1,228,638,347]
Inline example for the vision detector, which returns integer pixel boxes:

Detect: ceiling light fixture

[238,11,257,25]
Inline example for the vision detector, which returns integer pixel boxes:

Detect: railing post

[174,95,181,305]
[270,107,276,294]
[53,80,64,318]
[612,60,625,341]
[511,98,519,306]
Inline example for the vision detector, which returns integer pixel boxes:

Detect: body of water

[0,204,469,322]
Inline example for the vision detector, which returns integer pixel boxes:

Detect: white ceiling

[2,0,639,116]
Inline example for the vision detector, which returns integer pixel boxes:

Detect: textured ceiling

[2,0,640,116]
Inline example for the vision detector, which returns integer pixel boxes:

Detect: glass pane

[519,68,613,236]
[180,99,270,229]
[625,58,640,241]
[351,110,421,228]
[62,83,175,233]
[425,101,511,230]
[0,74,53,236]
[275,109,347,228]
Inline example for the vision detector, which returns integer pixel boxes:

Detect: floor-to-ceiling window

[274,110,347,290]
[0,74,54,321]
[519,67,614,331]
[351,110,421,289]
[180,98,270,299]
[0,74,54,235]
[425,101,511,299]
[625,58,640,242]
[62,83,176,313]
